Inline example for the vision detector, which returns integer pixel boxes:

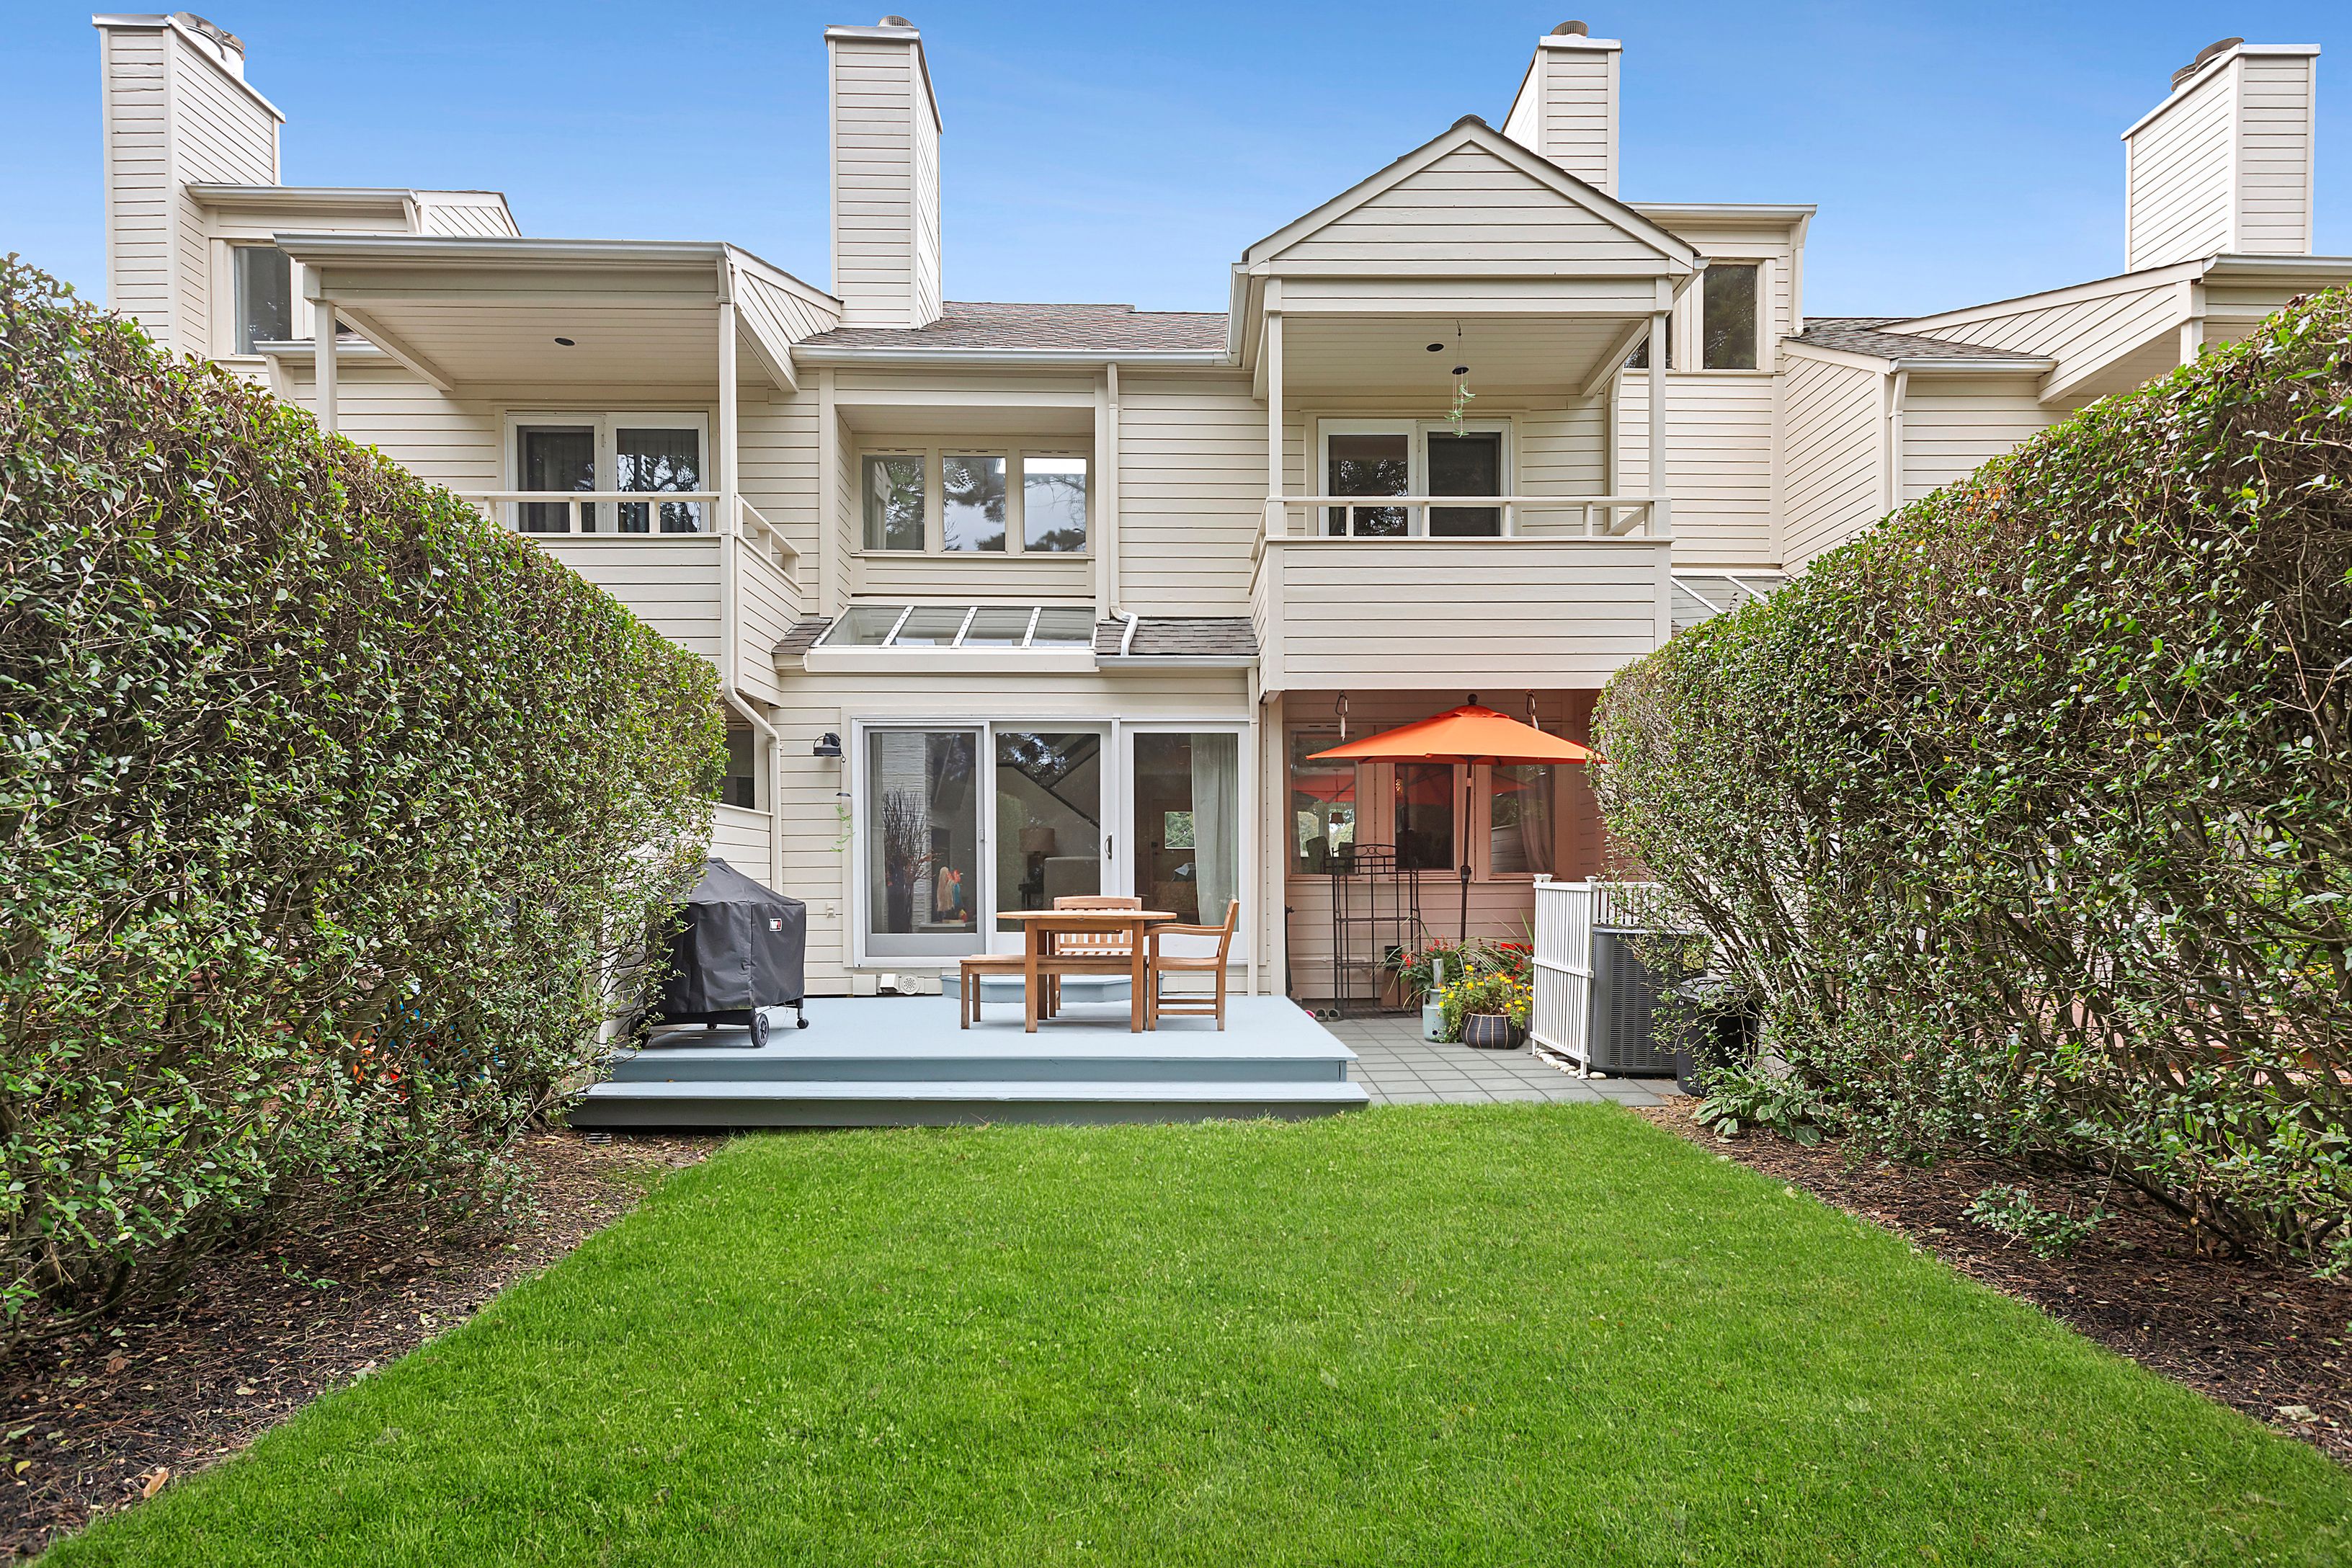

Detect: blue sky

[6,2,2347,318]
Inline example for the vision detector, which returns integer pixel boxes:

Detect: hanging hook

[1336,690,1350,741]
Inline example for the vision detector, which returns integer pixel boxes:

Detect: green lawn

[44,1106,2351,1567]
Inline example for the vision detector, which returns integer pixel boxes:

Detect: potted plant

[1440,969,1531,1049]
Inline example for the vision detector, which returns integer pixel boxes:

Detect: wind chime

[1448,319,1474,432]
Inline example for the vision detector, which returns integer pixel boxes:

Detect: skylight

[816,605,1097,649]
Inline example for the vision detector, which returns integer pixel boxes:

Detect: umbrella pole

[1458,764,1472,943]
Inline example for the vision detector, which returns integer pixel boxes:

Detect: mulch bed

[1640,1102,2352,1467]
[1,1131,713,1558]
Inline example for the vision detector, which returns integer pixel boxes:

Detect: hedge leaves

[0,259,723,1337]
[1598,288,2351,1264]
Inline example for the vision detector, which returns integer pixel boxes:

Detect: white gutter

[791,347,1231,368]
[1118,611,1141,656]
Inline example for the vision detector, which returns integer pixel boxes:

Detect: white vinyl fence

[1530,878,1664,1075]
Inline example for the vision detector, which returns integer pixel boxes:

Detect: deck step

[569,1077,1371,1128]
[609,1041,1352,1085]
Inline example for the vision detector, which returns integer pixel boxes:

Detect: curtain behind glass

[518,426,595,533]
[1188,734,1239,927]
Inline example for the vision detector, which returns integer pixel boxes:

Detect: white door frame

[847,714,1255,973]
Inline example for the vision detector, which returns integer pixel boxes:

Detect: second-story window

[507,414,706,534]
[233,244,293,353]
[1319,420,1510,538]
[859,447,1089,556]
[1701,262,1760,370]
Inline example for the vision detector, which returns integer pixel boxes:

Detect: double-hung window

[859,447,1089,554]
[1319,419,1510,538]
[508,413,708,534]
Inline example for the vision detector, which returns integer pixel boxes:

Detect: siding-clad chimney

[2122,40,2320,271]
[825,17,943,328]
[1501,21,1621,195]
[92,12,284,352]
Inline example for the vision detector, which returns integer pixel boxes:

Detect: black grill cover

[655,859,806,1017]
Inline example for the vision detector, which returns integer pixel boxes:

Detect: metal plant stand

[1327,843,1426,1017]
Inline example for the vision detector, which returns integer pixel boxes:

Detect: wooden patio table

[995,909,1175,1034]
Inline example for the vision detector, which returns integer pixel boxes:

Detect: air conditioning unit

[1587,928,1681,1075]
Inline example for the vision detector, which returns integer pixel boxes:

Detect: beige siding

[767,669,1250,992]
[530,537,725,659]
[738,269,839,348]
[1900,375,2056,502]
[711,804,773,873]
[166,27,277,358]
[2237,54,2317,254]
[285,360,502,488]
[1778,353,1883,571]
[1538,46,1616,193]
[1616,370,1778,564]
[1272,143,1660,266]
[736,547,803,708]
[740,388,824,600]
[1259,539,1662,690]
[1905,279,2180,407]
[828,34,939,327]
[99,27,175,343]
[1116,372,1264,615]
[856,553,1094,602]
[2126,64,2237,270]
[414,194,520,237]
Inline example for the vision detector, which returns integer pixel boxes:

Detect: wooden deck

[569,994,1368,1128]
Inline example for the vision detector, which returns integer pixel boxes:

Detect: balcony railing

[463,491,801,583]
[1263,494,1668,548]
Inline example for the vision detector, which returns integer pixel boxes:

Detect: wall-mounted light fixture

[812,731,842,758]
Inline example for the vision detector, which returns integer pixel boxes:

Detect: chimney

[2121,38,2319,271]
[93,12,284,351]
[826,17,943,328]
[1501,20,1621,195]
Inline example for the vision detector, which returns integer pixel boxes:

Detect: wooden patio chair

[1041,894,1143,1016]
[1146,899,1240,1030]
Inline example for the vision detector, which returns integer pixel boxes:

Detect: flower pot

[1420,1000,1446,1041]
[1462,1012,1518,1051]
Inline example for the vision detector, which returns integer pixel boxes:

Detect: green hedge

[1596,288,2351,1265]
[0,259,723,1339]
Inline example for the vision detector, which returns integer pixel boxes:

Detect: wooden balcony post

[1645,308,1667,527]
[1263,303,1284,540]
[314,296,338,437]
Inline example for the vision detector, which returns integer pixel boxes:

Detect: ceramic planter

[1462,1012,1519,1051]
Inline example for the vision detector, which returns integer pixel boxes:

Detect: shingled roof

[1788,318,2054,366]
[801,302,1229,353]
[1092,617,1259,660]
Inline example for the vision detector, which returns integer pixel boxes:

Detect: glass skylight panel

[829,605,910,646]
[961,607,1035,646]
[1031,608,1096,646]
[891,606,972,646]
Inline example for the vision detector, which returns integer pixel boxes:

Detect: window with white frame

[1317,419,1510,538]
[507,413,708,534]
[231,244,293,355]
[1626,261,1763,372]
[858,447,1089,554]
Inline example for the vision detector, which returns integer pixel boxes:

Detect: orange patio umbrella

[1309,698,1593,942]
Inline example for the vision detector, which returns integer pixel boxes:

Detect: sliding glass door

[864,729,981,958]
[858,721,1247,967]
[992,730,1105,943]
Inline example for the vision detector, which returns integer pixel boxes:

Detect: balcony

[1250,494,1673,693]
